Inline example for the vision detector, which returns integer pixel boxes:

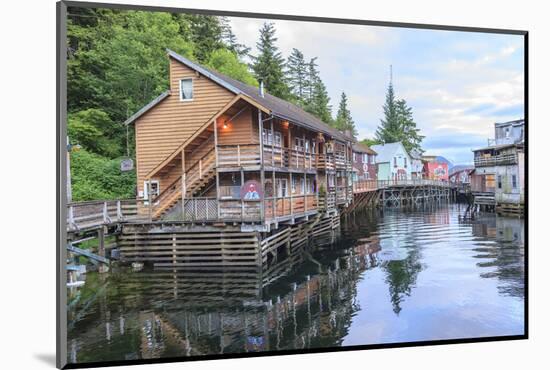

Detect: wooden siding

[135,57,235,193]
[217,107,257,145]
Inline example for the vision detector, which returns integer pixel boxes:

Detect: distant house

[409,148,424,179]
[472,119,525,214]
[371,142,411,181]
[449,165,474,185]
[494,119,524,146]
[352,142,377,181]
[422,155,449,181]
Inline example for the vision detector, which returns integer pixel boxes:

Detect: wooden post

[271,119,275,167]
[241,169,245,221]
[258,109,265,222]
[116,200,123,221]
[181,150,186,220]
[214,119,221,220]
[289,172,293,216]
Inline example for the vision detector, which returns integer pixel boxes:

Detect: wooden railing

[474,153,517,167]
[67,199,150,231]
[218,199,261,221]
[317,154,335,171]
[182,197,218,221]
[264,194,317,220]
[353,180,378,193]
[218,144,319,171]
[218,144,261,168]
[377,179,451,188]
[184,147,216,194]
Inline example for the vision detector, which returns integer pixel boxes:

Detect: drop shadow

[34,353,57,367]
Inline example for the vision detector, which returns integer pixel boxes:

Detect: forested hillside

[67,8,356,201]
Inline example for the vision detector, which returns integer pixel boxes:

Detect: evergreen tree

[219,16,251,58]
[308,78,333,124]
[251,22,290,99]
[286,48,308,102]
[395,99,424,152]
[375,81,401,143]
[374,78,424,152]
[334,92,357,138]
[186,15,224,63]
[305,57,319,102]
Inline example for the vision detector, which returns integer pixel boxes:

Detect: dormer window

[180,78,193,101]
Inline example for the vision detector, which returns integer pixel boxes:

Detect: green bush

[70,149,136,201]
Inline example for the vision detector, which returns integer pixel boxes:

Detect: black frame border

[56,1,529,369]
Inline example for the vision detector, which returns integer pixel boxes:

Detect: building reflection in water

[67,205,524,364]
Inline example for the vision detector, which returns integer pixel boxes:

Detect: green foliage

[68,109,123,157]
[360,138,379,148]
[206,49,258,86]
[219,17,251,57]
[70,149,136,201]
[395,99,424,153]
[251,22,290,99]
[334,92,357,138]
[68,9,194,124]
[375,81,424,152]
[287,48,308,101]
[304,61,333,125]
[184,14,224,63]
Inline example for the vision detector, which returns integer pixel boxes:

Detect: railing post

[117,200,123,221]
[237,145,241,166]
[68,205,77,230]
[194,199,198,221]
[103,201,111,224]
[199,159,203,179]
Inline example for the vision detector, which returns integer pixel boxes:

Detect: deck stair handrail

[151,146,216,219]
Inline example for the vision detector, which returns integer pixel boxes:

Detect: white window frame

[179,78,194,101]
[276,179,288,197]
[143,180,160,201]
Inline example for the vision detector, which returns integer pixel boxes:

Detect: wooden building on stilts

[119,49,354,269]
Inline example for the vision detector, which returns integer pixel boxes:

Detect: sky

[227,17,524,165]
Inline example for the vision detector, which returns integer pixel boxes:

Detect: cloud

[226,16,524,164]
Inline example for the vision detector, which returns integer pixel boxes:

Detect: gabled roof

[370,142,408,163]
[125,49,350,141]
[166,50,351,141]
[352,142,377,155]
[449,164,474,176]
[123,91,170,125]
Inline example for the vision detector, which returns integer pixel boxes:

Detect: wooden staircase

[151,146,216,219]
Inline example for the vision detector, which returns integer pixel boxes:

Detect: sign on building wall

[241,180,263,201]
[120,158,134,172]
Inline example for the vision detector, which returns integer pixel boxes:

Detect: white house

[409,148,424,179]
[371,142,412,181]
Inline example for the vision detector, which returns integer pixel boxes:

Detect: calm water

[67,204,525,364]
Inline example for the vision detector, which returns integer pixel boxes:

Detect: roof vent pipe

[259,79,264,97]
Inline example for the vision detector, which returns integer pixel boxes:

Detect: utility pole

[66,136,72,203]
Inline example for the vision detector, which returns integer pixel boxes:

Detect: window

[353,153,357,162]
[294,137,305,152]
[144,180,160,201]
[512,175,517,189]
[180,78,193,101]
[276,179,288,197]
[328,174,335,187]
[363,154,368,162]
[292,177,298,193]
[404,158,407,168]
[497,175,502,189]
[263,129,282,148]
[505,127,510,138]
[394,157,397,167]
